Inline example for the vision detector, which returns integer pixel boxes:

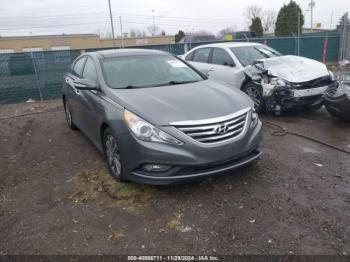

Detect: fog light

[142,164,172,172]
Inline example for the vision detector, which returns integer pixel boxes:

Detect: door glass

[72,57,86,77]
[82,57,98,82]
[192,48,211,63]
[211,48,234,66]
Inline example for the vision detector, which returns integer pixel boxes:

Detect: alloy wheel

[246,86,262,110]
[105,134,122,178]
[64,101,72,126]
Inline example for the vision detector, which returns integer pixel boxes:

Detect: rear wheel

[242,83,265,113]
[63,98,78,130]
[103,128,125,182]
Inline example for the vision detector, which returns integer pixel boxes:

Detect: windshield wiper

[119,85,141,89]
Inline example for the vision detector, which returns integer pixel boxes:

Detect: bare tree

[147,24,160,36]
[129,29,136,37]
[216,26,235,38]
[135,30,142,37]
[245,5,262,20]
[262,9,277,33]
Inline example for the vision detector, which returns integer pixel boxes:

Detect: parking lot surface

[0,99,349,255]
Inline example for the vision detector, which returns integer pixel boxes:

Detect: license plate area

[292,86,328,98]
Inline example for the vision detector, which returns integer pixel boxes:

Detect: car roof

[191,42,263,49]
[89,48,169,58]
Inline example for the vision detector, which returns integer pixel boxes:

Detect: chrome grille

[171,108,250,144]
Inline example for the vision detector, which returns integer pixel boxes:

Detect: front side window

[72,57,86,77]
[82,57,98,82]
[192,48,211,63]
[211,48,234,66]
[101,55,204,89]
[231,46,281,67]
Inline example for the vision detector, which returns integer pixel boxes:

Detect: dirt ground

[0,99,349,255]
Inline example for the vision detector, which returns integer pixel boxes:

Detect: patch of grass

[71,171,158,212]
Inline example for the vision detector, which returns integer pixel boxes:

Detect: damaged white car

[182,42,338,113]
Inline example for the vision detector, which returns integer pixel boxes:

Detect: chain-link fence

[0,50,81,104]
[339,22,350,61]
[0,34,341,104]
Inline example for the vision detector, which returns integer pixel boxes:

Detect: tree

[216,27,234,39]
[275,1,304,36]
[336,12,349,31]
[147,24,160,36]
[245,5,262,20]
[249,17,263,36]
[129,29,136,38]
[262,10,277,33]
[175,30,185,42]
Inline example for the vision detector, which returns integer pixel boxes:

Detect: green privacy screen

[0,34,340,104]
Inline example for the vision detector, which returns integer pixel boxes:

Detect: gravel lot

[0,99,349,255]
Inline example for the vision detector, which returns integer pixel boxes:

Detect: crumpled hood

[108,80,252,126]
[260,55,330,83]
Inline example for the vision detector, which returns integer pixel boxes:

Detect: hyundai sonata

[62,49,262,185]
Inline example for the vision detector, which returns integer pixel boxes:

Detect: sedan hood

[108,80,252,126]
[260,55,329,83]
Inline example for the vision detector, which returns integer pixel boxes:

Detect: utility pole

[309,0,315,31]
[119,16,124,48]
[152,9,156,36]
[297,10,300,56]
[330,11,334,29]
[108,0,116,47]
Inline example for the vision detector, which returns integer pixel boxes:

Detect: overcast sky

[0,0,348,37]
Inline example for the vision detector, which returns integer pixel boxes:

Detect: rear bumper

[130,147,262,185]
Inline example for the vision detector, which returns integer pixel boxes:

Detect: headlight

[270,77,288,87]
[124,110,183,145]
[329,70,335,81]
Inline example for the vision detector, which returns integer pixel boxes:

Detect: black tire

[63,98,78,130]
[103,128,126,182]
[242,83,266,114]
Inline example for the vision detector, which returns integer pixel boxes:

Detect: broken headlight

[269,77,288,87]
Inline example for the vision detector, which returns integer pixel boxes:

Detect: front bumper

[115,120,262,185]
[265,81,338,112]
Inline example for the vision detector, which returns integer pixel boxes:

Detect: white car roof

[192,42,263,49]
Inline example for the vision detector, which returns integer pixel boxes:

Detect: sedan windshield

[231,46,281,67]
[101,55,204,89]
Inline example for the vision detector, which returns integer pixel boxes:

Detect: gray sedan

[62,49,262,185]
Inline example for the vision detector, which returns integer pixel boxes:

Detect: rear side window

[72,57,86,77]
[192,48,211,63]
[211,48,234,66]
[82,57,98,82]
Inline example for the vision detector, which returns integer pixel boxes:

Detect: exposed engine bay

[244,55,338,114]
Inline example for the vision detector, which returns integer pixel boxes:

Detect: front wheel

[103,128,125,182]
[242,83,265,114]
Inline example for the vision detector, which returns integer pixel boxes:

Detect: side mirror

[223,62,235,67]
[74,79,99,91]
